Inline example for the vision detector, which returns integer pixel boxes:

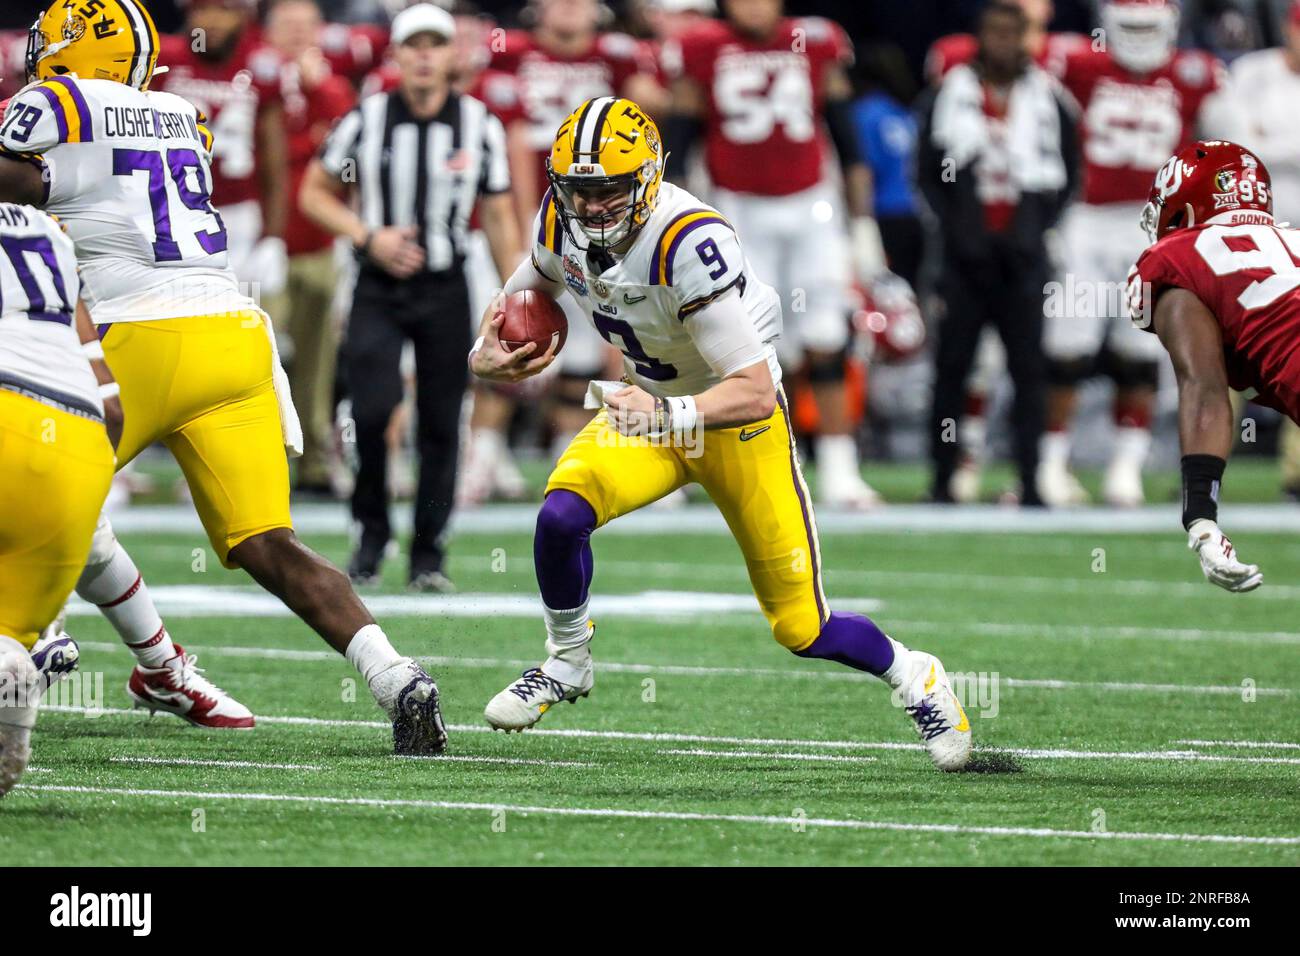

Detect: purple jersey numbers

[591,311,678,381]
[113,147,227,262]
[0,103,41,145]
[695,237,727,279]
[0,234,73,324]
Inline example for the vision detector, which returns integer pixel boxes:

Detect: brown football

[497,290,568,355]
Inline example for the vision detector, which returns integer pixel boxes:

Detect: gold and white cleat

[484,665,593,732]
[902,653,971,772]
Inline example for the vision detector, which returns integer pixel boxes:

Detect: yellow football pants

[0,390,115,648]
[102,312,292,567]
[546,390,828,650]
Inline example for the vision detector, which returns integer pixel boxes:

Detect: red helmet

[1140,140,1274,242]
[851,274,925,364]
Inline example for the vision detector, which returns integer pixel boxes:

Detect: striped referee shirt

[320,88,510,274]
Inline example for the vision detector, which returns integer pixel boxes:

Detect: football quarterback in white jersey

[470,97,972,772]
[0,202,119,795]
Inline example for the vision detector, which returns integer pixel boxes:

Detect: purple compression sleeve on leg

[534,490,598,610]
[794,611,895,675]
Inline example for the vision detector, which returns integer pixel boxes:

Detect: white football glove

[244,236,289,298]
[1187,519,1263,593]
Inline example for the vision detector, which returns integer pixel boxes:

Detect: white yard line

[105,501,1300,536]
[71,641,1297,696]
[109,756,324,771]
[1177,739,1300,750]
[394,755,594,767]
[62,588,880,620]
[37,705,1300,767]
[15,783,1300,846]
[658,749,877,764]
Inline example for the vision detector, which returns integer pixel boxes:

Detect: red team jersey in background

[155,31,283,208]
[489,30,656,196]
[925,30,1087,84]
[281,67,354,255]
[1129,222,1300,420]
[669,16,851,197]
[1060,48,1223,206]
[0,30,28,100]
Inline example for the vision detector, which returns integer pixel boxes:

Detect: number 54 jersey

[532,180,783,398]
[1128,219,1300,422]
[0,76,251,324]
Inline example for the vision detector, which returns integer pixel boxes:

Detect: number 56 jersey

[531,180,783,398]
[1128,219,1300,422]
[0,76,251,324]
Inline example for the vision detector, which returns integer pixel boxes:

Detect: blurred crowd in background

[5,0,1300,519]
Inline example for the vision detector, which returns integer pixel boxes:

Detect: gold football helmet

[26,0,161,90]
[547,96,665,248]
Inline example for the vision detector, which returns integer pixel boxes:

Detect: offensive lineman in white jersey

[0,0,448,753]
[470,97,972,772]
[0,202,119,795]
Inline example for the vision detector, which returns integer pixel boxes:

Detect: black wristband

[1181,454,1226,530]
[356,230,373,259]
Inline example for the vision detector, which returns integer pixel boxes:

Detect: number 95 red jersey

[664,16,852,197]
[1128,218,1300,422]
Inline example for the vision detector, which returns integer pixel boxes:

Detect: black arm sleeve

[663,112,702,182]
[911,88,946,222]
[823,97,863,169]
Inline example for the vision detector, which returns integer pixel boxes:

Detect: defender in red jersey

[0,30,27,100]
[1126,140,1294,592]
[1040,0,1229,509]
[155,0,289,295]
[664,0,887,508]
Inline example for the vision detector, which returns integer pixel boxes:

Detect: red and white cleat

[127,644,254,729]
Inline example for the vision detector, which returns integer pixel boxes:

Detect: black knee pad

[806,347,848,384]
[1099,350,1159,389]
[1046,355,1094,387]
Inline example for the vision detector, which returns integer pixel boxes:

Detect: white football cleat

[485,662,593,732]
[818,468,884,510]
[0,645,40,797]
[127,644,255,729]
[369,659,449,755]
[1102,455,1146,507]
[949,456,983,504]
[30,611,79,689]
[900,652,971,772]
[1037,461,1090,507]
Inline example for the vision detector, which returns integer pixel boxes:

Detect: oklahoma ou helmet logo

[1153,156,1192,201]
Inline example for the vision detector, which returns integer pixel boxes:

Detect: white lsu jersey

[0,203,101,418]
[0,76,254,323]
[531,181,782,397]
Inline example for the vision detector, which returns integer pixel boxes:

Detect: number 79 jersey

[0,76,250,324]
[531,181,782,398]
[1128,219,1300,422]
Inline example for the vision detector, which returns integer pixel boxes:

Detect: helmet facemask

[1104,3,1178,73]
[547,156,659,250]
